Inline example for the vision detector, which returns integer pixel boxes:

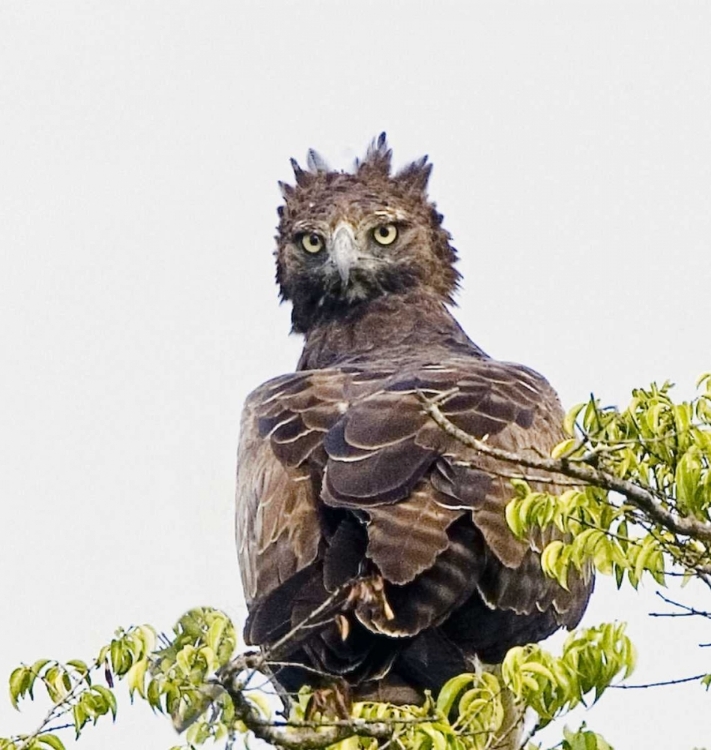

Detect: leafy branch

[3,606,634,750]
[420,375,711,588]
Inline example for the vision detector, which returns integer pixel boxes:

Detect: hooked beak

[330,223,358,286]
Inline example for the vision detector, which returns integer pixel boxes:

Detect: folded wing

[235,357,592,695]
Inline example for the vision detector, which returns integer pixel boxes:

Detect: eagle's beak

[330,223,358,286]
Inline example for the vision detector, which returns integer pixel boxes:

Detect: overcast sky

[2,2,710,748]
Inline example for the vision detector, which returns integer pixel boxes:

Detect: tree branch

[221,682,395,750]
[214,583,414,747]
[419,395,711,544]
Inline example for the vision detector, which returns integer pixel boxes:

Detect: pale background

[1,2,710,747]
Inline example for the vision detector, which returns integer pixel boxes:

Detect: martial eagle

[235,135,592,705]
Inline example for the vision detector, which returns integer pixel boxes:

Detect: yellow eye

[300,232,324,254]
[373,224,398,246]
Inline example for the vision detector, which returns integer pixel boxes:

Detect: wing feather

[365,485,462,584]
[236,354,592,685]
[235,382,322,607]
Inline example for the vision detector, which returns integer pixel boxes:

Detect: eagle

[235,135,592,706]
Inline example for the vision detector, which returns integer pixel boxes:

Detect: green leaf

[109,640,128,675]
[37,735,67,750]
[198,646,218,674]
[206,618,226,655]
[147,678,163,711]
[24,661,46,700]
[563,402,587,437]
[92,685,118,720]
[30,659,51,677]
[633,538,657,584]
[9,667,30,709]
[135,625,157,656]
[126,658,149,700]
[521,662,556,683]
[43,665,71,704]
[675,449,702,513]
[73,701,89,736]
[541,541,568,588]
[245,690,272,719]
[552,438,578,459]
[66,659,89,677]
[505,499,524,538]
[435,673,476,715]
[418,724,447,750]
[176,645,196,676]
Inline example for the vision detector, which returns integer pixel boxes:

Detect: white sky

[1,2,710,748]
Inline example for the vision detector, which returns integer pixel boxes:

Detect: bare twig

[516,720,544,750]
[218,584,353,716]
[41,723,75,735]
[266,585,351,662]
[12,662,98,750]
[650,592,711,620]
[610,674,706,689]
[450,459,582,487]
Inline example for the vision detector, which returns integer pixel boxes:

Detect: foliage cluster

[4,377,711,750]
[507,375,711,589]
[3,609,632,750]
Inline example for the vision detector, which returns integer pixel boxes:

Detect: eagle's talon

[304,684,352,721]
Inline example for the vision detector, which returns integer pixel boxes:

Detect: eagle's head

[275,134,460,334]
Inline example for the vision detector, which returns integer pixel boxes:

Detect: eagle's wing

[236,370,345,608]
[236,357,591,664]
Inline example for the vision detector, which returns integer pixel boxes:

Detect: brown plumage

[235,134,592,704]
